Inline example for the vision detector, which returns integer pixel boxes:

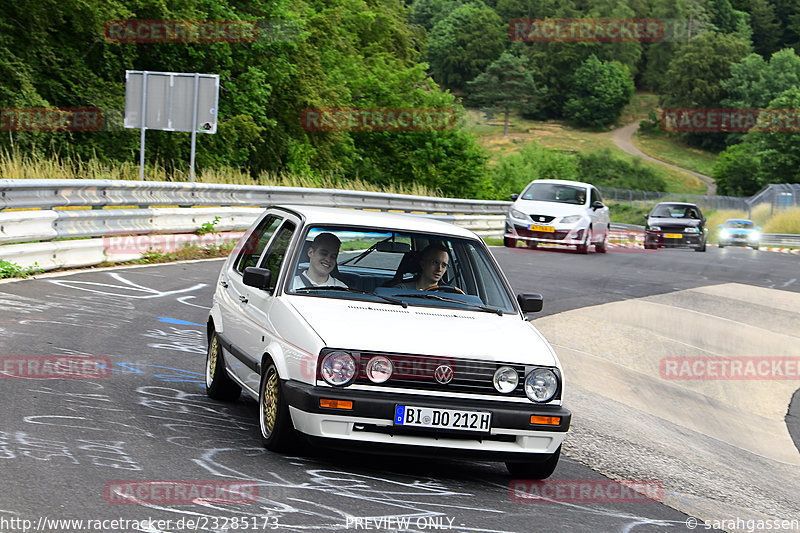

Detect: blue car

[718,219,761,249]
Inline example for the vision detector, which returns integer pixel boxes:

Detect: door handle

[238,295,248,304]
[220,281,228,288]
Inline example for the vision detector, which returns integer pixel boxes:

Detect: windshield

[521,183,587,205]
[651,204,701,219]
[286,226,516,314]
[724,220,755,229]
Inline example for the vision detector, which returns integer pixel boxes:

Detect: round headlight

[320,351,357,386]
[524,368,558,403]
[366,356,393,384]
[493,366,519,393]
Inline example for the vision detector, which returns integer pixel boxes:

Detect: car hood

[648,217,702,227]
[512,199,586,217]
[285,296,558,366]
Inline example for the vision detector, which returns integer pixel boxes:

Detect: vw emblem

[434,365,454,385]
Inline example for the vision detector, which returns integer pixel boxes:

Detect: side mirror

[643,214,649,221]
[517,293,543,314]
[591,201,604,210]
[510,193,519,201]
[243,267,272,290]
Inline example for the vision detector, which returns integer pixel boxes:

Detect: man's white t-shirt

[292,271,348,290]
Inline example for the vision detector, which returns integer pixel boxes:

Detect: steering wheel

[425,285,464,294]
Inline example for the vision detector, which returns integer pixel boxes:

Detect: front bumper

[645,231,704,248]
[284,380,570,460]
[505,221,586,246]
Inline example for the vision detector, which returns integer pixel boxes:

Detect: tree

[466,52,546,136]
[744,87,800,185]
[660,31,751,149]
[722,49,800,109]
[746,0,782,57]
[712,143,762,195]
[562,55,634,127]
[426,2,507,91]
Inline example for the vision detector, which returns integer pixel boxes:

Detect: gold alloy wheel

[261,370,278,437]
[206,336,219,386]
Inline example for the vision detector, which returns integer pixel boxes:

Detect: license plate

[529,224,554,233]
[664,233,683,239]
[394,405,491,432]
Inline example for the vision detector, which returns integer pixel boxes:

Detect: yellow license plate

[664,233,683,239]
[529,225,554,233]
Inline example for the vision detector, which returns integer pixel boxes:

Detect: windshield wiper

[397,293,503,315]
[295,286,407,308]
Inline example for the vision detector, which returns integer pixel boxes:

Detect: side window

[590,188,600,204]
[234,215,282,274]
[260,222,296,292]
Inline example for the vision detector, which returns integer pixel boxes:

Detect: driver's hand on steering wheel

[423,284,465,294]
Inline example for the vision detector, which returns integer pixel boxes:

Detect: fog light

[493,366,519,393]
[366,356,393,384]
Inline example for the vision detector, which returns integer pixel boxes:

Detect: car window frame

[232,214,283,276]
[283,223,522,314]
[258,219,298,295]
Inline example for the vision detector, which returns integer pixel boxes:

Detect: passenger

[395,244,461,292]
[292,232,348,289]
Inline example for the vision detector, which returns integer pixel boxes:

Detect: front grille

[528,214,556,223]
[351,351,561,400]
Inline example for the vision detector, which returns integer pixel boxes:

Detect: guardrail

[0,179,510,213]
[0,180,511,272]
[1,180,797,273]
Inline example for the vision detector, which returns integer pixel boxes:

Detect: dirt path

[609,121,717,195]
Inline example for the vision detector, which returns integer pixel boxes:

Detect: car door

[234,217,299,392]
[590,187,610,236]
[218,212,284,389]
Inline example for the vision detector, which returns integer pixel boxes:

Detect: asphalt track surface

[1,244,797,533]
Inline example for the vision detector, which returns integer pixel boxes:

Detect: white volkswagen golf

[206,205,570,477]
[504,179,610,253]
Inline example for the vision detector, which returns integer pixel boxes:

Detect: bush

[576,149,667,191]
[487,143,577,199]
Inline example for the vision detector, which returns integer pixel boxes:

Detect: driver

[395,244,460,291]
[292,232,348,289]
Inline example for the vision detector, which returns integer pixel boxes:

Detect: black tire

[258,361,297,452]
[504,236,516,248]
[576,230,590,254]
[205,333,242,401]
[695,241,707,252]
[718,243,725,248]
[595,229,608,254]
[751,245,759,250]
[506,446,561,479]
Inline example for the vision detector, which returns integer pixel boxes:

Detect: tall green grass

[0,149,443,197]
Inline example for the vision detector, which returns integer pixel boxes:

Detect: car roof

[275,205,479,239]
[525,179,594,189]
[653,202,700,207]
[725,218,754,223]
